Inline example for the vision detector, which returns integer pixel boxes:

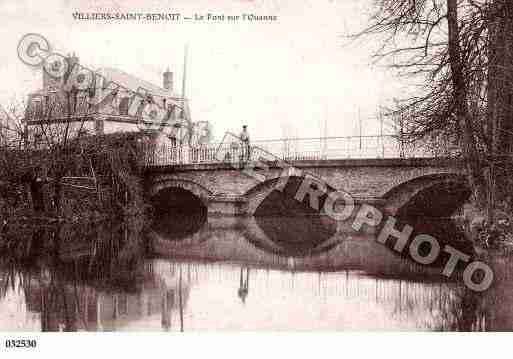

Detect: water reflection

[237,267,250,304]
[253,216,337,256]
[0,215,512,331]
[386,217,475,270]
[152,211,207,241]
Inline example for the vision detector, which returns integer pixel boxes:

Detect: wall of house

[102,121,140,134]
[26,120,96,148]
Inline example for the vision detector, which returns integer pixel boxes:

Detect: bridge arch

[382,173,470,217]
[149,179,212,207]
[244,175,337,216]
[150,179,211,236]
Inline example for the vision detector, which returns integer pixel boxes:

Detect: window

[95,119,104,134]
[33,133,42,149]
[31,99,43,119]
[119,97,130,115]
[77,128,89,137]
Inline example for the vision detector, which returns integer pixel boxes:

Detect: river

[0,212,511,331]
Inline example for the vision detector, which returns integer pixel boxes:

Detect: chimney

[68,52,79,69]
[163,67,173,91]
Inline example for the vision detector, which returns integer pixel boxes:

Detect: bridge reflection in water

[3,214,513,331]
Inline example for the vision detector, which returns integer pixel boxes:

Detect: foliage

[356,0,513,229]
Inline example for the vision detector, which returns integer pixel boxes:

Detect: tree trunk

[447,0,488,211]
[487,0,513,214]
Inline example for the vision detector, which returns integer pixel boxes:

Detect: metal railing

[143,135,459,167]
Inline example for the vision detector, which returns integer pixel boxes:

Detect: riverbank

[459,202,513,255]
[0,132,152,225]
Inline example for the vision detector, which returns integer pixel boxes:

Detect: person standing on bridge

[240,125,251,162]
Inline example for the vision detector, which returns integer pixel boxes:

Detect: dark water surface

[1,213,512,331]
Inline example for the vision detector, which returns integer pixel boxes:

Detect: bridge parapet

[142,135,460,167]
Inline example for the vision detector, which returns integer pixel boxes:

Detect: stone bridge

[145,157,469,219]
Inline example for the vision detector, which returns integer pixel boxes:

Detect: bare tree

[356,0,513,225]
[9,85,95,216]
[0,98,33,216]
[0,97,26,149]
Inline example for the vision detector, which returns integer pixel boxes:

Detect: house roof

[96,67,181,100]
[31,66,183,100]
[26,65,193,126]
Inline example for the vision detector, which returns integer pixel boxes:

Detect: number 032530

[5,339,37,348]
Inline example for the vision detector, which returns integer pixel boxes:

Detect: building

[0,106,9,146]
[23,54,198,148]
[21,260,192,331]
[0,105,22,148]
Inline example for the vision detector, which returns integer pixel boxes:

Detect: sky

[0,0,406,141]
